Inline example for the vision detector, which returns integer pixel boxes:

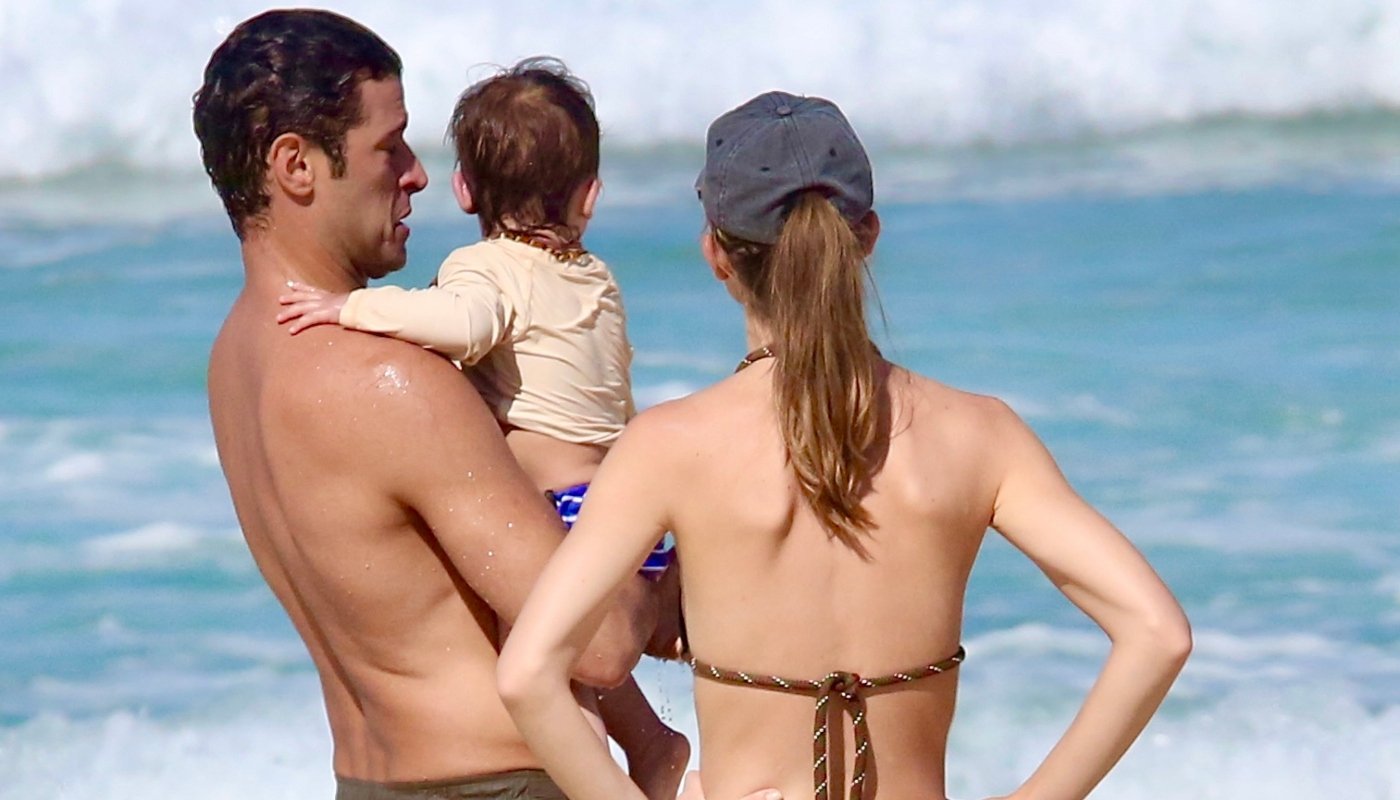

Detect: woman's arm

[497,411,676,800]
[987,400,1192,800]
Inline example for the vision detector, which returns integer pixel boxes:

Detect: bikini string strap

[690,646,966,800]
[734,344,775,372]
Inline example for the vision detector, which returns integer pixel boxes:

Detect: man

[194,10,653,798]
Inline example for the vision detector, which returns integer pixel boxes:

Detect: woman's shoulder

[885,365,1039,461]
[892,365,1018,421]
[624,382,727,435]
[884,366,1048,494]
[618,373,765,447]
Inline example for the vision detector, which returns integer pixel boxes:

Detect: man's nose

[402,148,428,193]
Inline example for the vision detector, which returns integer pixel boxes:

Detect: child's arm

[277,255,513,364]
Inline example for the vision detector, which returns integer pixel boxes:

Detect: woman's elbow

[1145,604,1193,671]
[496,647,547,712]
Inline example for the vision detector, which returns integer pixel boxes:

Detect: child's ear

[580,177,602,220]
[451,169,476,214]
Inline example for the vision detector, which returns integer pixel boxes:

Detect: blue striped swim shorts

[546,482,673,578]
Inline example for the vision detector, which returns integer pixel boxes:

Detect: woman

[498,91,1191,800]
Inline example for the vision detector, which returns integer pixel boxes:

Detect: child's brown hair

[447,57,600,241]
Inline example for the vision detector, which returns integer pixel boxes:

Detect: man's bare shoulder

[273,328,488,450]
[290,327,469,398]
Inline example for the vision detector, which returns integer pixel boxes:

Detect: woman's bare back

[656,361,1012,799]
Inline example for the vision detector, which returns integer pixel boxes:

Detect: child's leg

[598,676,690,800]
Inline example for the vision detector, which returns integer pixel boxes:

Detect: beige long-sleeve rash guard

[339,237,635,445]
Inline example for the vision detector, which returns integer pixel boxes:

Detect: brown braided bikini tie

[690,646,965,800]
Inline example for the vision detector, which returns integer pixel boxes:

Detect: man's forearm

[572,573,655,687]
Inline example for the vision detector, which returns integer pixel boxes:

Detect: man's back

[209,279,564,780]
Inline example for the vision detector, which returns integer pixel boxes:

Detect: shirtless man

[194,10,653,798]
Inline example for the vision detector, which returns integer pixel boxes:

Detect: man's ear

[579,177,602,220]
[267,132,315,201]
[452,169,476,214]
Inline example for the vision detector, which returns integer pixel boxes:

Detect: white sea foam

[965,622,1108,660]
[960,621,1400,711]
[81,522,206,558]
[42,452,107,483]
[1113,502,1380,558]
[66,522,246,575]
[4,667,1399,800]
[1378,572,1400,605]
[0,696,334,800]
[196,633,309,667]
[948,682,1400,798]
[965,622,1357,672]
[997,390,1137,426]
[1183,628,1400,696]
[5,0,1400,184]
[1371,426,1400,462]
[0,415,232,533]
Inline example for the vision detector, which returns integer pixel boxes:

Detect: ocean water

[2,2,1399,798]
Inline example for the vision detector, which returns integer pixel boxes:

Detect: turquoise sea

[2,2,1399,797]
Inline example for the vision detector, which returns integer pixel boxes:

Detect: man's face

[316,76,428,280]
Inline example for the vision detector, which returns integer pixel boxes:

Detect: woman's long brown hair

[718,191,880,554]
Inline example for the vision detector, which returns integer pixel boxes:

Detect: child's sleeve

[338,251,513,365]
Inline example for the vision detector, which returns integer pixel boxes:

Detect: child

[275,57,688,800]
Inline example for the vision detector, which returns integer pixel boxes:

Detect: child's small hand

[277,280,350,334]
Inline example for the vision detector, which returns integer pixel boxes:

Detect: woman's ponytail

[722,190,880,553]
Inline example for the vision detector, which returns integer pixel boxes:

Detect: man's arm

[357,340,653,686]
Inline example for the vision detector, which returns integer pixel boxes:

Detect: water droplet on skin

[375,364,409,394]
[506,522,513,529]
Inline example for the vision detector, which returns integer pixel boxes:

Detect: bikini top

[689,646,966,800]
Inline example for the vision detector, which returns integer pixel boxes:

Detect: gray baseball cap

[696,91,873,245]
